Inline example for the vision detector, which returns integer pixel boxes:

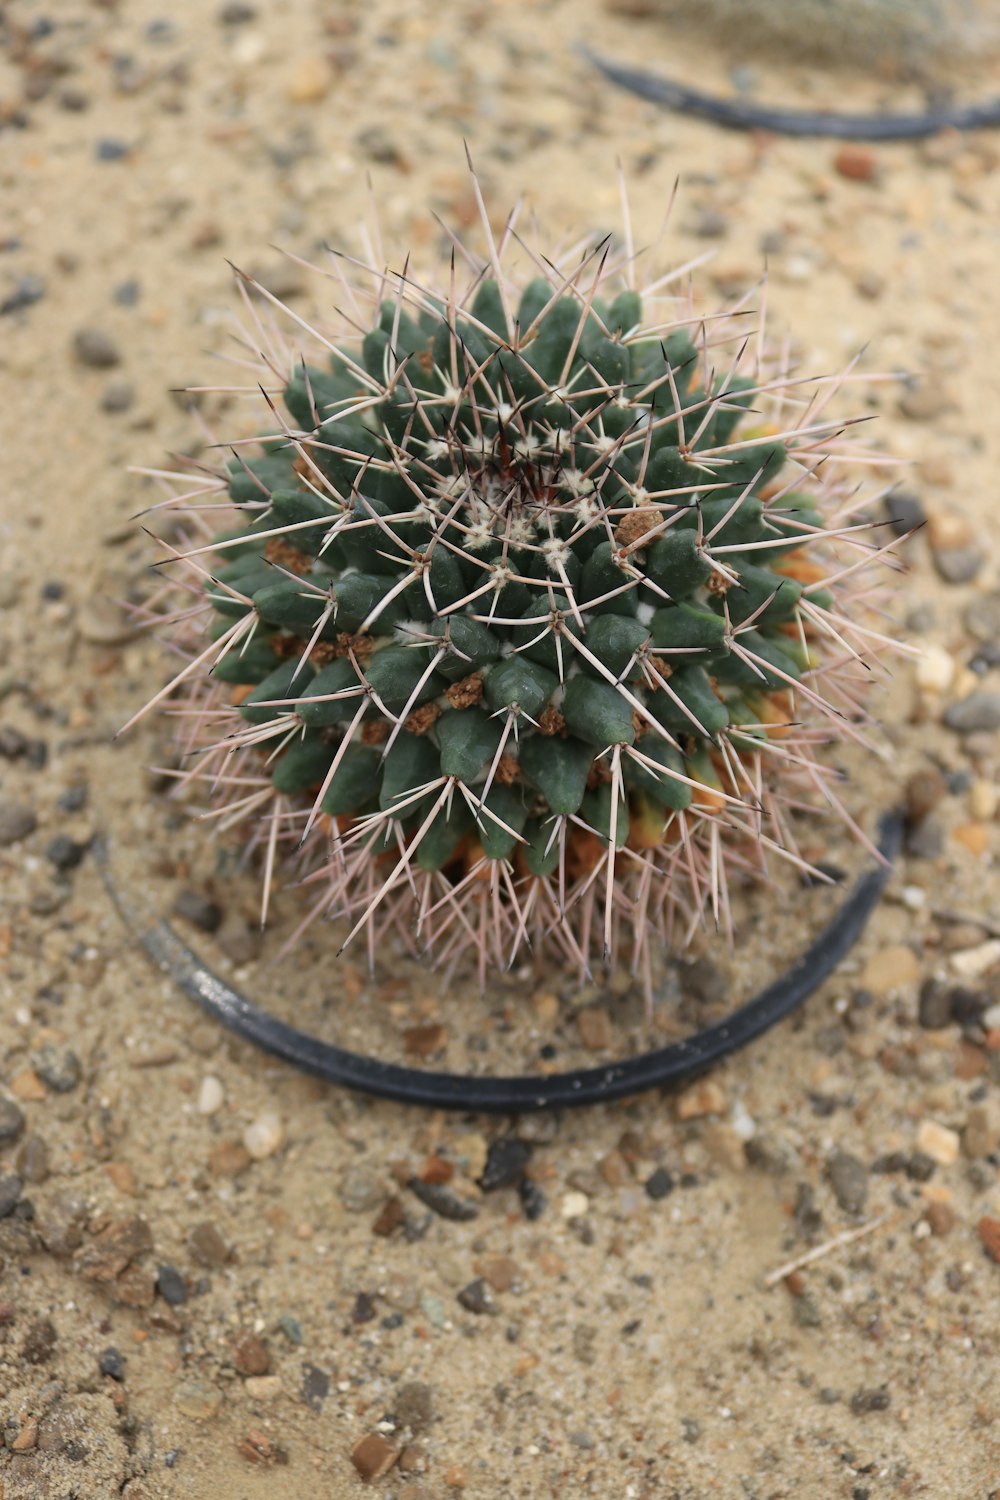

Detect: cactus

[133,184,891,987]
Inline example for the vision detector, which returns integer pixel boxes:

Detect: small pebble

[188,1221,229,1267]
[286,55,333,104]
[350,1432,400,1483]
[300,1364,329,1411]
[915,646,953,694]
[77,597,140,646]
[156,1264,187,1306]
[0,1095,25,1143]
[826,1150,868,1215]
[233,1329,270,1376]
[944,692,1000,734]
[560,1189,590,1220]
[112,279,141,307]
[218,1,256,20]
[174,1379,223,1421]
[0,801,37,846]
[0,726,29,759]
[243,1113,284,1160]
[100,379,135,413]
[395,1380,434,1432]
[173,888,223,933]
[73,328,121,368]
[45,834,87,872]
[339,1166,384,1213]
[197,1076,225,1116]
[834,145,877,181]
[57,785,88,813]
[96,139,131,162]
[15,1134,49,1184]
[456,1278,494,1315]
[0,1174,23,1219]
[408,1176,478,1222]
[479,1137,531,1191]
[99,1347,126,1380]
[882,490,925,537]
[964,594,1000,644]
[644,1167,675,1201]
[675,1078,727,1120]
[917,979,953,1030]
[1,275,45,317]
[915,1120,959,1167]
[32,1045,81,1093]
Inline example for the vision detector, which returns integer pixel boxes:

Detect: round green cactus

[136,188,887,984]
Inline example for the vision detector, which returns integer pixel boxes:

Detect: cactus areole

[137,196,893,999]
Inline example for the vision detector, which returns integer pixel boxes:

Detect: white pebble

[915,645,954,694]
[949,939,1000,981]
[915,1119,960,1167]
[729,1099,757,1142]
[243,1112,285,1160]
[559,1190,590,1220]
[197,1076,225,1116]
[901,885,927,910]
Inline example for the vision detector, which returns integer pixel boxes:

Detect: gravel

[0,1095,25,1143]
[32,1045,82,1093]
[45,834,87,872]
[826,1150,869,1215]
[944,692,1000,733]
[0,801,37,846]
[73,328,121,368]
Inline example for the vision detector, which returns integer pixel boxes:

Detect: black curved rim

[95,808,903,1113]
[583,46,1000,140]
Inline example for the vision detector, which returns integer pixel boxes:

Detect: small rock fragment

[188,1220,229,1267]
[915,1119,959,1167]
[576,1007,612,1051]
[197,1075,225,1115]
[834,145,877,181]
[174,1379,223,1421]
[173,888,223,933]
[351,1432,400,1483]
[156,1264,187,1306]
[963,1103,1000,1160]
[339,1166,384,1213]
[0,801,37,846]
[479,1137,531,1191]
[944,693,1000,735]
[0,1094,25,1143]
[74,328,121,368]
[394,1381,434,1432]
[675,1078,727,1120]
[233,1329,270,1376]
[917,979,952,1030]
[99,1347,126,1380]
[287,55,333,104]
[32,1044,82,1093]
[826,1150,868,1215]
[644,1166,675,1201]
[456,1278,494,1315]
[408,1176,478,1222]
[243,1113,284,1160]
[0,1173,23,1218]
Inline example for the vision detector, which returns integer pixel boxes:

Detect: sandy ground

[2,2,1000,1497]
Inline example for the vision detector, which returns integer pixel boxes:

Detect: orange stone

[978,1216,1000,1263]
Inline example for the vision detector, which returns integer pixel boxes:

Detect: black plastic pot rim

[96,807,904,1114]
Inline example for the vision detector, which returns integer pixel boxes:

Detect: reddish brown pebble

[233,1329,270,1377]
[237,1429,284,1465]
[783,1270,806,1297]
[926,1201,956,1237]
[420,1154,454,1185]
[351,1432,400,1482]
[834,145,877,182]
[0,1299,15,1324]
[403,1023,447,1058]
[978,1216,1000,1262]
[905,768,947,824]
[208,1140,252,1177]
[372,1196,405,1237]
